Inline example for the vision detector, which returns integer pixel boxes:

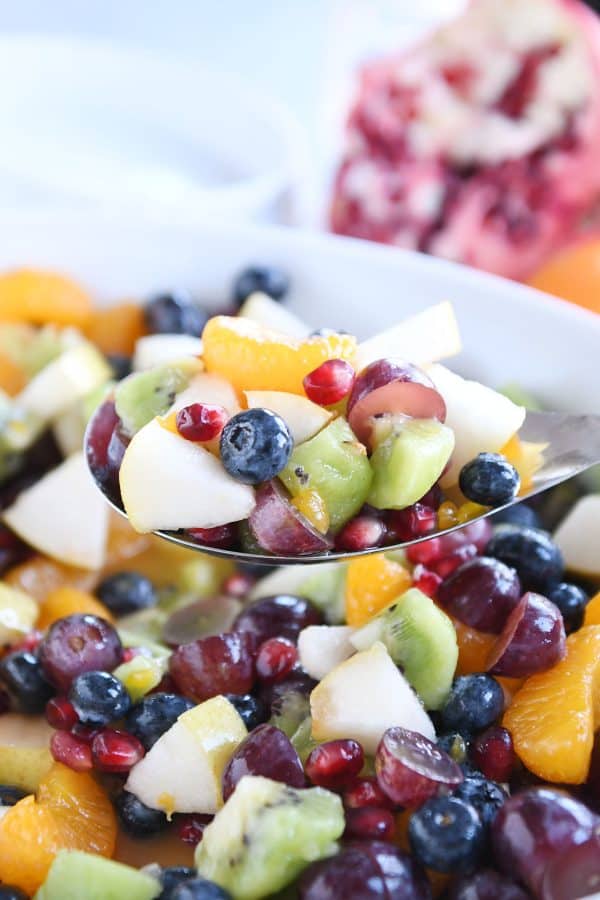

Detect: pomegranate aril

[71,723,101,744]
[375,726,463,808]
[438,556,522,634]
[187,524,237,550]
[91,728,145,773]
[305,739,364,789]
[223,572,255,598]
[430,543,478,578]
[221,724,305,801]
[387,504,436,542]
[169,632,255,703]
[335,516,386,552]
[303,358,355,406]
[50,730,93,772]
[406,537,443,566]
[176,403,228,442]
[419,484,443,510]
[343,776,395,810]
[345,806,396,841]
[178,813,212,846]
[412,564,442,598]
[45,696,78,730]
[256,637,298,684]
[487,592,566,677]
[470,726,515,783]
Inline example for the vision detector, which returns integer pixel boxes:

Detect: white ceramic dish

[0,218,598,414]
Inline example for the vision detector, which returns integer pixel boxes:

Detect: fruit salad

[0,266,599,899]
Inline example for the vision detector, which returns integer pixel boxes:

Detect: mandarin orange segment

[584,591,600,626]
[345,554,412,626]
[0,269,92,328]
[0,350,26,395]
[4,555,98,602]
[500,435,546,494]
[453,619,495,675]
[85,301,146,356]
[0,763,117,895]
[503,625,600,784]
[202,315,357,395]
[37,587,115,630]
[527,236,600,315]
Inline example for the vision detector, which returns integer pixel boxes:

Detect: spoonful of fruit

[84,305,600,566]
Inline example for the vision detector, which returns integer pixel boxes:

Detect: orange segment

[584,591,600,626]
[0,762,117,895]
[453,619,495,675]
[345,554,412,626]
[85,301,145,356]
[504,625,600,784]
[37,587,115,630]
[202,315,357,395]
[0,350,26,395]
[527,236,600,315]
[501,435,546,493]
[0,269,92,328]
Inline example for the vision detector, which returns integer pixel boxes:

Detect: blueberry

[224,693,267,730]
[158,867,197,899]
[0,785,27,806]
[144,291,207,336]
[220,409,293,484]
[68,670,131,725]
[486,524,564,592]
[0,651,53,713]
[440,675,505,735]
[408,795,485,873]
[116,790,168,836]
[232,266,289,306]
[548,582,589,633]
[125,693,194,750]
[96,571,158,616]
[437,732,469,764]
[453,775,507,828]
[169,879,232,900]
[459,453,520,507]
[0,887,29,900]
[106,353,132,381]
[491,503,541,530]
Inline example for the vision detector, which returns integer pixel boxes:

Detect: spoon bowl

[85,408,600,566]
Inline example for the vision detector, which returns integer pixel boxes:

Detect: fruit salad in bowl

[0,263,598,899]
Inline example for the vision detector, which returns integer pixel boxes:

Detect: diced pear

[0,714,54,792]
[119,419,255,533]
[310,641,435,754]
[3,453,109,570]
[17,342,112,423]
[0,583,38,645]
[298,625,356,680]
[238,292,311,338]
[244,391,331,444]
[133,334,204,371]
[125,696,247,815]
[427,364,526,486]
[554,495,600,577]
[356,301,462,370]
[167,372,240,417]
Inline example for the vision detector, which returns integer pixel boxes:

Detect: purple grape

[38,614,123,692]
[445,870,529,899]
[491,787,598,895]
[298,841,431,899]
[438,557,521,633]
[232,595,322,648]
[487,592,566,677]
[375,727,463,808]
[168,632,255,703]
[221,724,305,800]
[540,833,600,900]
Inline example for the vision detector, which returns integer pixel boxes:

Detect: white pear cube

[298,625,356,681]
[3,453,108,570]
[244,391,331,444]
[133,334,204,371]
[238,292,311,338]
[310,642,435,754]
[554,495,600,577]
[356,301,462,370]
[0,584,38,645]
[167,373,240,417]
[17,343,111,422]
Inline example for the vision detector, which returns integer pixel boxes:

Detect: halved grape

[248,480,333,556]
[375,726,463,808]
[487,592,566,677]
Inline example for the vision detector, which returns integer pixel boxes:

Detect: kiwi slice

[195,775,344,900]
[352,588,458,710]
[114,358,201,436]
[34,850,160,900]
[0,323,65,377]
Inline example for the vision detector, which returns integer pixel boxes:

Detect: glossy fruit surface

[459,453,520,507]
[375,727,463,808]
[68,671,131,726]
[548,581,589,633]
[335,515,386,552]
[223,694,267,731]
[96,572,157,617]
[504,625,600,783]
[540,832,600,900]
[50,731,93,772]
[408,795,485,873]
[125,692,194,750]
[445,869,529,899]
[486,525,563,593]
[162,595,242,647]
[91,729,145,773]
[487,592,566,677]
[303,358,355,406]
[169,633,255,703]
[343,776,395,811]
[438,557,521,634]
[344,807,395,841]
[233,594,322,647]
[248,480,334,555]
[305,739,364,789]
[176,403,228,443]
[37,587,115,630]
[115,789,168,837]
[344,554,411,627]
[84,399,123,492]
[221,724,305,800]
[255,637,298,683]
[186,525,237,550]
[144,290,207,336]
[0,650,53,713]
[470,727,515,783]
[220,409,293,484]
[453,774,507,828]
[38,614,123,693]
[491,787,598,895]
[440,675,504,735]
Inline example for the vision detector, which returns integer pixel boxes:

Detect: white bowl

[0,218,597,413]
[0,36,309,225]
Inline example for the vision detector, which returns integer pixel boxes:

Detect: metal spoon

[86,409,599,566]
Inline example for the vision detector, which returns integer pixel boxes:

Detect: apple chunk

[356,302,461,370]
[310,641,435,754]
[554,495,600,577]
[3,452,109,570]
[125,695,247,814]
[238,292,311,338]
[133,334,204,371]
[167,373,240,417]
[298,625,356,680]
[244,391,331,444]
[120,418,255,533]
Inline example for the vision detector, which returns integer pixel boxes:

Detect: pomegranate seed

[71,723,101,744]
[50,730,93,771]
[335,516,386,552]
[303,359,355,406]
[418,484,443,510]
[256,637,298,684]
[471,726,516,783]
[150,674,177,695]
[178,813,213,846]
[343,776,395,810]
[345,806,396,841]
[223,572,256,598]
[187,524,237,549]
[431,543,478,578]
[406,537,443,566]
[387,504,436,542]
[412,564,442,598]
[122,647,144,663]
[176,403,228,442]
[91,729,145,773]
[45,696,78,730]
[305,739,364,789]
